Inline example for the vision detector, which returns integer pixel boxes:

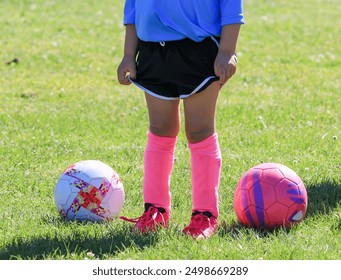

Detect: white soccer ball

[54,160,124,222]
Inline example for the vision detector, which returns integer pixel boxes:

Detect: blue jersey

[123,0,244,42]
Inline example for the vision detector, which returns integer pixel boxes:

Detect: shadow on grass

[219,179,341,237]
[1,180,339,259]
[305,179,341,216]
[0,220,162,260]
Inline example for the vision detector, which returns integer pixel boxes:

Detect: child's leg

[143,93,180,213]
[143,130,177,213]
[183,82,221,217]
[188,133,221,217]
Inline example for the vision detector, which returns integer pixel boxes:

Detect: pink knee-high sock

[143,131,177,213]
[188,133,222,218]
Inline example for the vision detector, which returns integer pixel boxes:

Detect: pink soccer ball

[234,163,308,229]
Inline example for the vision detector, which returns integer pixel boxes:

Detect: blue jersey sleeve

[220,0,244,26]
[123,0,135,25]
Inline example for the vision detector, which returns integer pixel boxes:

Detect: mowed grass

[0,0,340,260]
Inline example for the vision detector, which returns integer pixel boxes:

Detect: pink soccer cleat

[183,211,218,240]
[120,203,169,233]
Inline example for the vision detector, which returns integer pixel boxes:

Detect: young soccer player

[117,0,244,239]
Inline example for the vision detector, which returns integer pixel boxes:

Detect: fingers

[117,70,130,85]
[214,54,237,86]
[117,66,136,85]
[117,57,137,85]
[129,67,136,80]
[216,67,226,85]
[214,63,225,85]
[215,65,233,86]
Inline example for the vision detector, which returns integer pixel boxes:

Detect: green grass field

[0,0,340,260]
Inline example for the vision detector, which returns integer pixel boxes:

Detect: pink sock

[189,133,222,218]
[143,131,177,214]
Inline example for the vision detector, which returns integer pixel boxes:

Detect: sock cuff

[188,133,220,153]
[147,130,177,149]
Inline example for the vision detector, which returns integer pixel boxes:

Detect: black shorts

[131,36,220,100]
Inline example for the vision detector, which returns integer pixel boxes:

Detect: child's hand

[214,52,238,86]
[117,55,137,85]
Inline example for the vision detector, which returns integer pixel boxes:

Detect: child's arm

[214,24,241,86]
[117,24,138,85]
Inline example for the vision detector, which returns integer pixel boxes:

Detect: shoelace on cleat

[120,205,165,225]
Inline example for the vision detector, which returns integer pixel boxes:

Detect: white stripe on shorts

[129,77,180,101]
[210,36,220,47]
[129,75,218,100]
[180,76,217,99]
